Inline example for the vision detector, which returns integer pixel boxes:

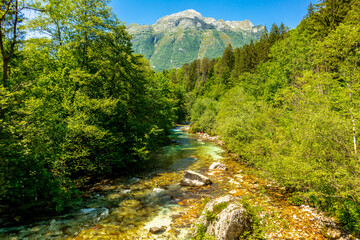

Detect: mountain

[127,10,264,72]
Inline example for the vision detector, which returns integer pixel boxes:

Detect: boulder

[195,195,252,240]
[149,226,167,234]
[209,162,227,171]
[180,170,212,187]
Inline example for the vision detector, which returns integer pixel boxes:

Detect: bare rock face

[209,162,227,171]
[180,170,212,187]
[195,195,252,240]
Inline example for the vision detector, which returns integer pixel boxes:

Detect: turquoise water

[0,127,227,240]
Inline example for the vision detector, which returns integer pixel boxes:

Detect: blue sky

[110,0,312,29]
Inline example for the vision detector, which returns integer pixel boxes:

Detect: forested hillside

[0,0,183,212]
[161,0,360,234]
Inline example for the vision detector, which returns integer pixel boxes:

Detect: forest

[161,0,360,233]
[0,0,184,212]
[1,0,360,236]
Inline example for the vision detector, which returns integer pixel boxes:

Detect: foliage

[189,97,219,134]
[204,202,229,222]
[193,223,216,240]
[2,0,360,235]
[160,0,360,235]
[0,0,180,212]
[239,197,267,239]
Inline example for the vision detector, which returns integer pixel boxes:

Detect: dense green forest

[1,0,360,236]
[160,0,360,233]
[0,0,184,212]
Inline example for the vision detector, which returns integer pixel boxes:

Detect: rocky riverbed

[0,126,357,239]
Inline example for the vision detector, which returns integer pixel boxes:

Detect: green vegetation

[0,0,183,212]
[239,197,266,239]
[193,223,216,240]
[205,202,229,222]
[159,0,360,235]
[2,0,360,236]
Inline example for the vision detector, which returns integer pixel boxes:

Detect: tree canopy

[0,0,182,212]
[159,0,360,234]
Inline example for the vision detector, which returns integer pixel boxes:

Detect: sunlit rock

[195,195,252,240]
[152,188,165,194]
[323,224,342,239]
[180,170,212,187]
[209,162,227,171]
[149,226,167,234]
[121,189,131,194]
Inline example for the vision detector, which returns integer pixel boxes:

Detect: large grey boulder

[180,170,212,187]
[209,162,227,171]
[195,195,252,240]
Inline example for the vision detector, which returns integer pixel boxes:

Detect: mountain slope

[127,10,264,71]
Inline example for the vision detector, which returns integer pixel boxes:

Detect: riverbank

[182,127,357,239]
[0,127,357,239]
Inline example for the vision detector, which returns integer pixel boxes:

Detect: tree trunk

[2,59,9,87]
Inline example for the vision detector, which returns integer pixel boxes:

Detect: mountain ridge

[127,9,264,71]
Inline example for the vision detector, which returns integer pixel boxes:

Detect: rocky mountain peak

[155,9,202,24]
[128,9,258,34]
[127,10,263,71]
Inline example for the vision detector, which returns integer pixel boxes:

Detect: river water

[0,127,230,240]
[0,127,341,239]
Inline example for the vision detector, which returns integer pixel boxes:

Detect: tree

[268,23,280,45]
[306,0,352,38]
[27,0,72,47]
[0,0,25,86]
[221,44,235,70]
[1,0,180,212]
[314,22,360,158]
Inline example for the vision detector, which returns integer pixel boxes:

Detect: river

[0,127,342,239]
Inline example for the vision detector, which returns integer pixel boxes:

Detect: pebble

[149,226,167,234]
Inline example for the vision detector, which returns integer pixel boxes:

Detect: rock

[30,226,40,232]
[129,177,141,183]
[152,188,165,194]
[326,227,342,239]
[48,219,58,232]
[209,162,227,171]
[121,189,131,194]
[149,226,167,234]
[95,208,109,222]
[195,195,252,240]
[80,208,96,214]
[180,170,212,187]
